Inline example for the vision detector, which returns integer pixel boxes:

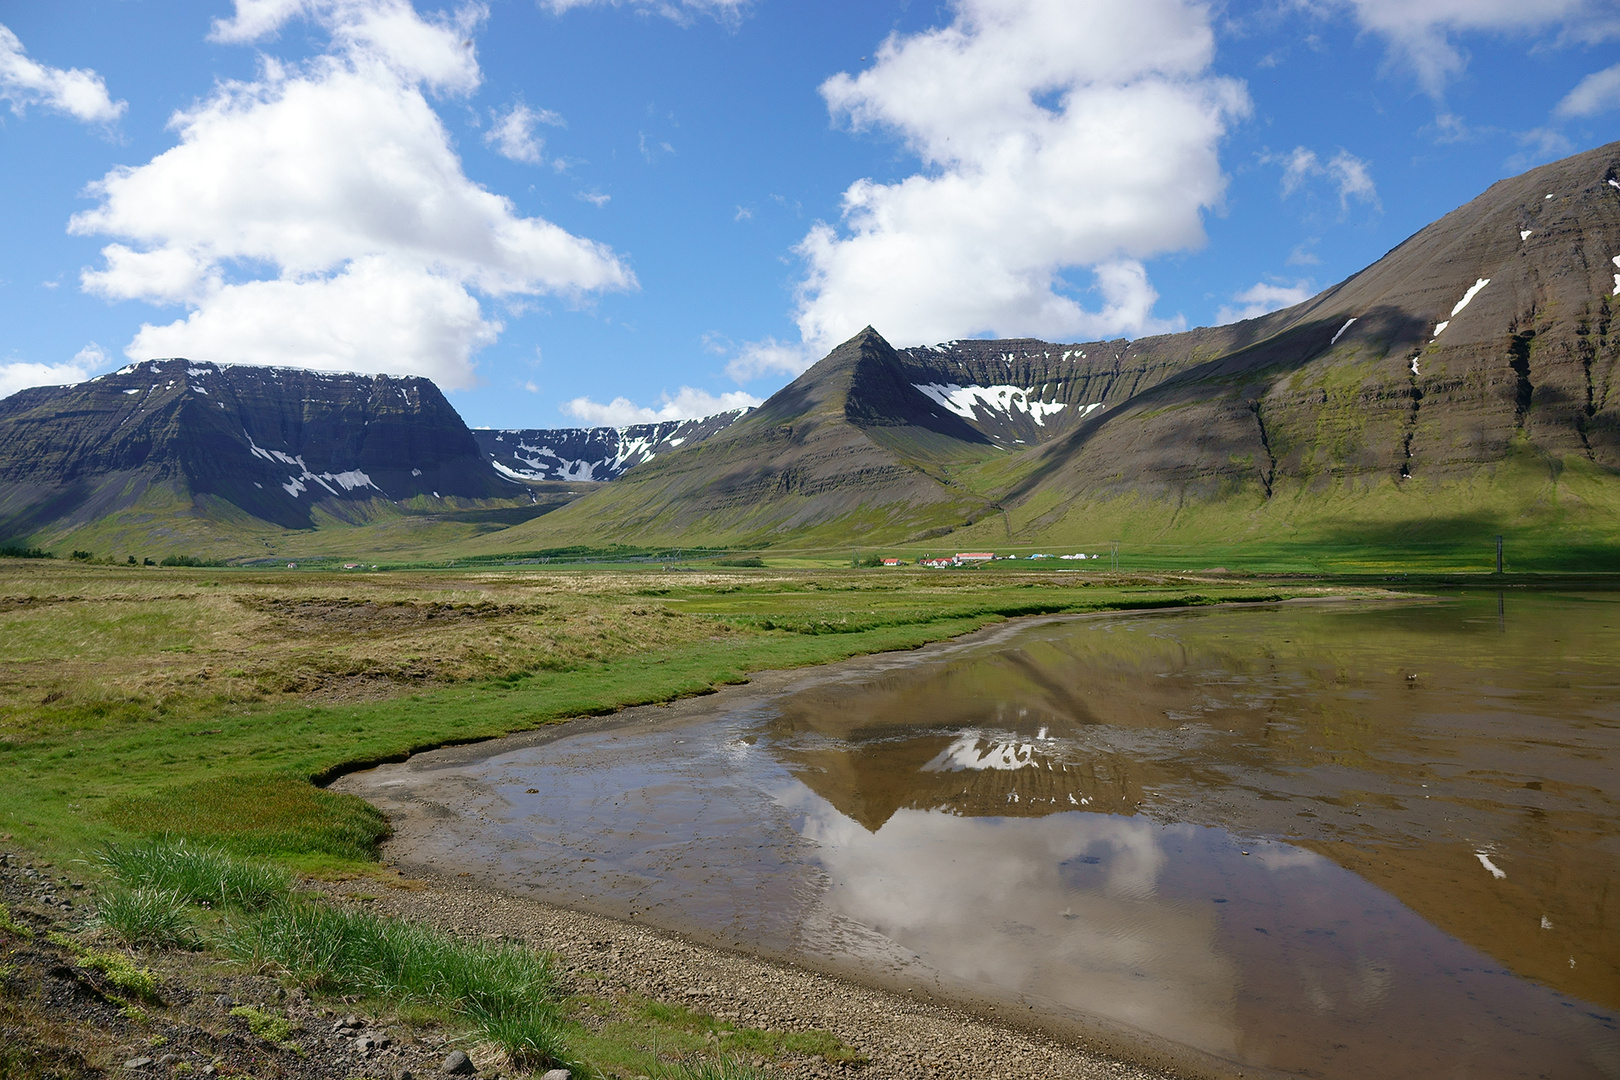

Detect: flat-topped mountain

[0,359,515,542]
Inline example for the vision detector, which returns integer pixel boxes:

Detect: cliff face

[472,411,750,483]
[0,359,513,537]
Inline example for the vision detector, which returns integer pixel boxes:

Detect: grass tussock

[221,900,557,1018]
[93,887,199,950]
[98,837,293,909]
[658,1057,774,1080]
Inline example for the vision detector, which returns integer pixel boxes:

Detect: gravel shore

[331,869,1195,1080]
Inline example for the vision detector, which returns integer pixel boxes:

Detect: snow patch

[1475,851,1506,880]
[411,468,422,477]
[1610,179,1620,191]
[1520,230,1533,241]
[187,367,209,378]
[1431,322,1448,338]
[921,733,1041,772]
[1451,278,1490,317]
[1411,357,1421,376]
[247,432,380,497]
[1331,317,1356,345]
[191,385,209,395]
[913,383,1068,425]
[122,388,142,395]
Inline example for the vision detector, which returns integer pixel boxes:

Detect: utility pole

[1110,539,1121,572]
[1495,535,1504,575]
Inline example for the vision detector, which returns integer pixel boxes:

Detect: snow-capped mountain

[472,411,751,482]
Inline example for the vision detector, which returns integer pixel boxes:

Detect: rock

[215,995,232,1009]
[123,1058,154,1070]
[395,1070,414,1080]
[441,1051,475,1076]
[540,1071,571,1080]
[157,1055,179,1066]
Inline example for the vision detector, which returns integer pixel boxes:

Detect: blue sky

[1,0,1617,429]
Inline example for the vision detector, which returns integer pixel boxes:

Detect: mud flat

[336,594,1620,1080]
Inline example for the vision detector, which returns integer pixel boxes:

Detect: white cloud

[790,0,1246,354]
[1215,281,1314,325]
[0,344,106,400]
[724,337,816,382]
[562,386,761,426]
[1311,0,1620,98]
[1269,146,1379,212]
[485,101,564,164]
[1554,62,1620,117]
[539,0,750,23]
[0,24,125,125]
[209,0,485,92]
[127,257,501,387]
[73,0,633,390]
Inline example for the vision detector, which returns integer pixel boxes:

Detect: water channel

[343,593,1620,1079]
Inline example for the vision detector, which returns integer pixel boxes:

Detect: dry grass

[0,562,741,739]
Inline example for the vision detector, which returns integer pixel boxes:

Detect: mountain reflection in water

[347,593,1620,1080]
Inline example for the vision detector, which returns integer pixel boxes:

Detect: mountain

[474,139,1620,560]
[0,359,523,546]
[473,411,750,483]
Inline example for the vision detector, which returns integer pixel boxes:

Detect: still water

[355,594,1620,1079]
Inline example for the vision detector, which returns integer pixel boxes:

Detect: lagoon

[343,593,1620,1079]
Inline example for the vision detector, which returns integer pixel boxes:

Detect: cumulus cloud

[485,101,564,164]
[1269,146,1378,213]
[562,386,761,426]
[1215,281,1314,325]
[0,24,125,125]
[1310,0,1620,98]
[790,0,1245,355]
[0,344,107,400]
[1554,61,1620,117]
[74,0,633,390]
[208,0,485,92]
[724,337,817,382]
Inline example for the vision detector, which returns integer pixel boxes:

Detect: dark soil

[0,852,459,1080]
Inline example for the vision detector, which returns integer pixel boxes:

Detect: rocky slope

[483,139,1620,553]
[0,360,518,541]
[473,410,750,482]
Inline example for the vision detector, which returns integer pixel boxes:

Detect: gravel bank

[331,870,1193,1080]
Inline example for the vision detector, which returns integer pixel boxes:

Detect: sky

[1,0,1617,430]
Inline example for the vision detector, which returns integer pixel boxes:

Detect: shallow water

[357,593,1620,1079]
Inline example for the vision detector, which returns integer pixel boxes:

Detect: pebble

[441,1050,475,1076]
[539,1071,571,1080]
[123,1058,154,1070]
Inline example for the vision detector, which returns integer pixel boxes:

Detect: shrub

[159,554,216,567]
[0,545,52,559]
[70,550,93,561]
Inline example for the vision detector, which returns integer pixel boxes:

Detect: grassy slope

[0,560,1349,870]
